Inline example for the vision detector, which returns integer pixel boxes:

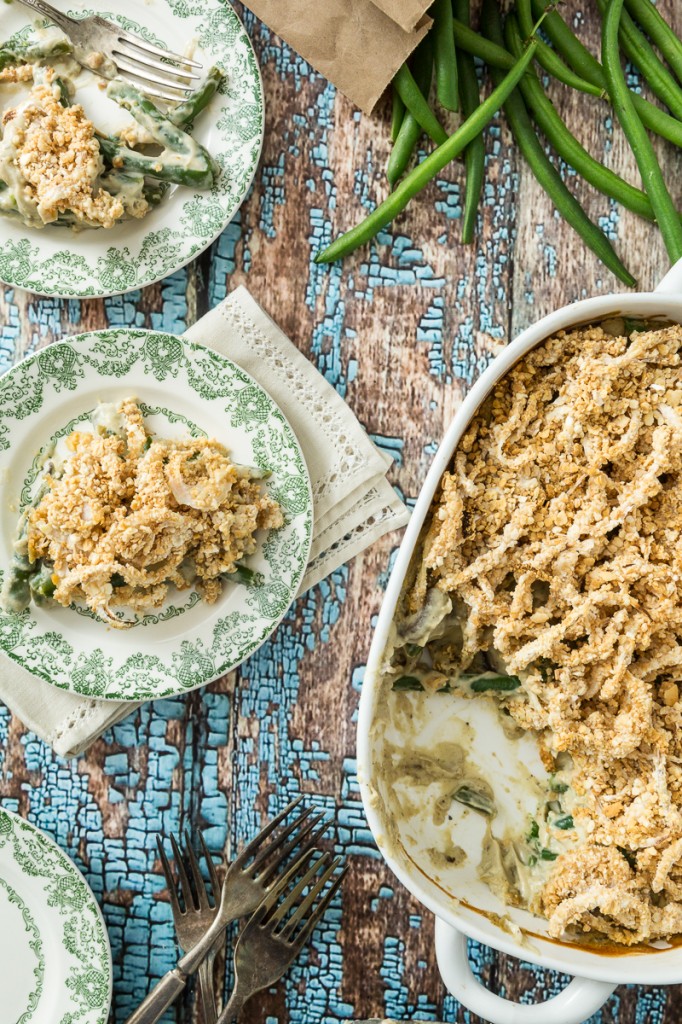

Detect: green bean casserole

[386,317,682,946]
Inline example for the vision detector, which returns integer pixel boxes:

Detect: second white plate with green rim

[0,329,313,701]
[0,807,112,1024]
[0,0,264,298]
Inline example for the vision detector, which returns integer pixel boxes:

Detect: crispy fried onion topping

[27,397,284,628]
[415,323,682,943]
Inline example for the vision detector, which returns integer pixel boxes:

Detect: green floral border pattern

[0,875,45,1023]
[0,810,111,1024]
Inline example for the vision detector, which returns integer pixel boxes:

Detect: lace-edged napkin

[0,287,409,758]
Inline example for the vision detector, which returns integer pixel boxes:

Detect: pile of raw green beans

[316,0,682,286]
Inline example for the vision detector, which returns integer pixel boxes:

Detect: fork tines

[256,849,348,948]
[234,797,330,881]
[110,26,203,101]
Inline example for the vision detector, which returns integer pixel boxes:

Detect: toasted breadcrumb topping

[26,397,283,628]
[0,66,147,227]
[0,64,35,83]
[417,322,682,945]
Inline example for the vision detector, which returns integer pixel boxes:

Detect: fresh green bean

[483,0,635,287]
[316,38,540,263]
[454,0,485,243]
[388,117,421,186]
[516,0,607,98]
[624,0,682,84]
[393,62,448,145]
[531,0,682,148]
[453,784,495,815]
[387,37,434,186]
[433,0,459,111]
[596,0,682,121]
[391,84,406,143]
[168,65,225,128]
[453,19,516,71]
[553,814,575,830]
[602,0,682,263]
[530,0,614,81]
[506,15,660,222]
[540,848,558,861]
[453,18,603,97]
[466,673,521,692]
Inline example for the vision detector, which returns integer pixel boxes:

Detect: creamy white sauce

[0,42,200,230]
[374,681,580,914]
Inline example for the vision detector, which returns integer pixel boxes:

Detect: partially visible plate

[0,329,313,700]
[0,0,264,298]
[0,807,112,1024]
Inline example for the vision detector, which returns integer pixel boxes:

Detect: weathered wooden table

[1,2,681,1021]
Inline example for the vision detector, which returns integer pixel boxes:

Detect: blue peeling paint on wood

[1,2,681,1023]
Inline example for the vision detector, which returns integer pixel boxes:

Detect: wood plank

[1,3,682,1021]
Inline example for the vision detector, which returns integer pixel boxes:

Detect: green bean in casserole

[0,30,222,230]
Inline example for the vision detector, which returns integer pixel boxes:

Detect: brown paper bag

[369,0,433,32]
[243,0,432,113]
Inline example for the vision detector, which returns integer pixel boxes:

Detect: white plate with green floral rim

[0,807,112,1024]
[0,328,313,701]
[0,0,263,298]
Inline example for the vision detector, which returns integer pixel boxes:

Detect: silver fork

[15,0,203,101]
[157,831,222,1023]
[125,797,328,1024]
[217,849,348,1023]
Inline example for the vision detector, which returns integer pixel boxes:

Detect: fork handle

[13,0,76,32]
[216,984,247,1024]
[123,968,187,1024]
[198,951,219,1023]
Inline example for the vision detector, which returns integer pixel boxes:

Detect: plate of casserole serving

[0,807,112,1024]
[0,328,313,700]
[0,0,263,297]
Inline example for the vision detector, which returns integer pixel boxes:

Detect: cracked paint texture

[1,2,682,1023]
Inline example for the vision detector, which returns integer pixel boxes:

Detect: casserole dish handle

[435,917,615,1024]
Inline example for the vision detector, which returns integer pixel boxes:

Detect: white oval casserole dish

[357,259,682,1024]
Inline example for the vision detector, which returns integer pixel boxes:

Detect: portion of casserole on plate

[0,29,219,230]
[387,317,682,946]
[1,397,283,628]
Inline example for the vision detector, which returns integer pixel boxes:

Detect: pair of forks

[125,798,346,1024]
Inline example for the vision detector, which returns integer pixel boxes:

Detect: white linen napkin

[0,287,409,758]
